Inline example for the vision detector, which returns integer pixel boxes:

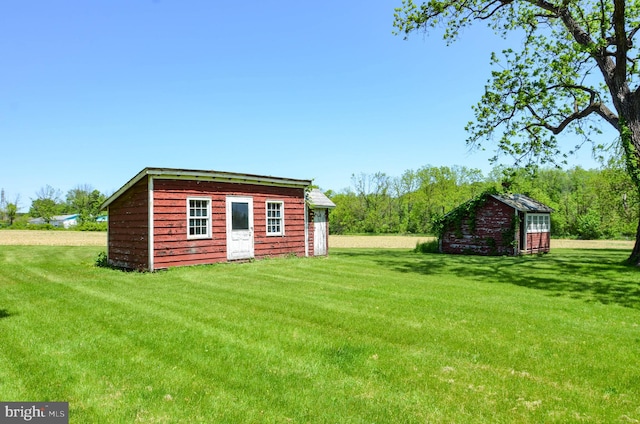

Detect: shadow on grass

[0,309,12,319]
[335,249,640,310]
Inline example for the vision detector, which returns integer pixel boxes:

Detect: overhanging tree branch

[523,83,619,132]
[471,0,513,20]
[526,101,619,134]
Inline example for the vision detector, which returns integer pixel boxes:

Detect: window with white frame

[526,213,550,233]
[266,201,284,236]
[187,197,211,239]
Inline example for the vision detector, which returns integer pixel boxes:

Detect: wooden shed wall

[107,176,150,270]
[525,231,551,254]
[441,197,517,256]
[307,209,316,257]
[152,179,307,269]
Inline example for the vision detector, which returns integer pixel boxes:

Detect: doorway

[314,209,328,256]
[226,196,254,260]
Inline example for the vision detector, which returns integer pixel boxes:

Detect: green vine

[434,187,500,239]
[485,236,498,255]
[620,119,640,191]
[501,214,520,252]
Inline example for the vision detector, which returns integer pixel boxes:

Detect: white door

[313,209,328,256]
[226,197,254,260]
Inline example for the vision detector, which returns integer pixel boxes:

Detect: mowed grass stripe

[0,246,639,422]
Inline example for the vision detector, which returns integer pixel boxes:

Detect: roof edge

[490,193,554,213]
[101,167,312,210]
[442,191,553,221]
[307,188,336,208]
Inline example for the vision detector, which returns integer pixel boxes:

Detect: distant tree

[328,190,362,234]
[595,156,639,237]
[66,185,106,223]
[0,190,21,226]
[494,164,639,238]
[329,166,489,235]
[6,202,18,226]
[30,185,63,223]
[0,188,6,222]
[393,169,421,233]
[394,0,640,264]
[409,165,487,234]
[351,172,398,233]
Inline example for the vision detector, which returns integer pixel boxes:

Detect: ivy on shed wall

[434,188,499,240]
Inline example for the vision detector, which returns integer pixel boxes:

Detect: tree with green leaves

[0,189,20,226]
[0,188,6,223]
[394,0,640,264]
[29,185,64,224]
[5,202,18,226]
[66,185,106,224]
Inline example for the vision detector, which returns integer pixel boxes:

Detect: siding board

[150,179,307,269]
[107,176,150,270]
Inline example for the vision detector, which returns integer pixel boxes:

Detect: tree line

[0,184,107,228]
[2,162,638,240]
[327,162,640,240]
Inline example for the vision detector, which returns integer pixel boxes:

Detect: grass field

[0,243,639,422]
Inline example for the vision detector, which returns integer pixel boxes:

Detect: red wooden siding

[151,179,307,269]
[525,231,551,254]
[107,176,150,270]
[441,197,517,256]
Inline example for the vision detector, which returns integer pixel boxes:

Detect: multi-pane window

[526,213,550,233]
[266,201,284,236]
[187,197,211,239]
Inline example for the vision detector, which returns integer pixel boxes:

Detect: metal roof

[101,167,312,210]
[491,194,554,213]
[307,188,336,208]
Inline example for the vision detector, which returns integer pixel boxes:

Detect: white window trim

[266,200,285,236]
[526,213,550,233]
[187,197,212,240]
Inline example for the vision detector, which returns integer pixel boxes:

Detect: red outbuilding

[440,193,553,256]
[101,167,335,271]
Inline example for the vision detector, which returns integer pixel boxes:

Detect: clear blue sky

[1,1,609,211]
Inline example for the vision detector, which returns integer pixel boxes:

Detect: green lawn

[0,246,639,423]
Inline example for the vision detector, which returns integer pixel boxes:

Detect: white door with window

[226,197,254,260]
[313,209,328,256]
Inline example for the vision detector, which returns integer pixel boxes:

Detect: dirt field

[0,230,635,250]
[329,235,436,249]
[549,239,635,249]
[0,230,107,246]
[330,235,636,250]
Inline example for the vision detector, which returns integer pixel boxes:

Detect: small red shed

[440,193,553,256]
[101,167,333,271]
